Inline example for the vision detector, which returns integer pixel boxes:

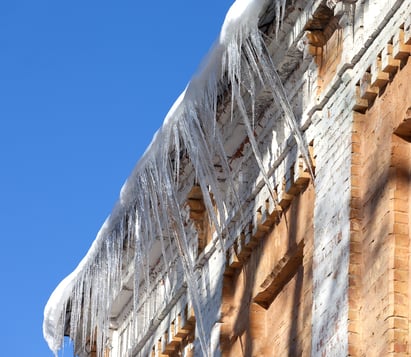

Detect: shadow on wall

[220,178,315,356]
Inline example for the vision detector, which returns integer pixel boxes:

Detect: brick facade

[221,183,314,356]
[350,60,411,356]
[54,1,411,356]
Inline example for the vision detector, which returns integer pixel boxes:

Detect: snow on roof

[43,1,305,356]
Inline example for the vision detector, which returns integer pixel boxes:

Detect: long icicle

[44,2,314,357]
[258,34,315,180]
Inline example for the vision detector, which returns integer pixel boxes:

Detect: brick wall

[105,3,411,356]
[220,184,314,356]
[349,55,411,356]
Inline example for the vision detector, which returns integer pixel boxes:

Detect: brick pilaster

[348,112,364,357]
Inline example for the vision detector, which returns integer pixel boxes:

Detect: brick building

[44,0,411,356]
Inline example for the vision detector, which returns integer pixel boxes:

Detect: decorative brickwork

[186,185,212,255]
[221,181,314,356]
[354,26,411,114]
[350,47,411,356]
[150,303,196,357]
[304,4,343,95]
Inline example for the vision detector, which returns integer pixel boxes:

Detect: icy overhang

[43,0,318,356]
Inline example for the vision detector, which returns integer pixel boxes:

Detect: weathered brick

[394,212,409,224]
[386,316,409,330]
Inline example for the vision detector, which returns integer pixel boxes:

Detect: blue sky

[0,1,233,356]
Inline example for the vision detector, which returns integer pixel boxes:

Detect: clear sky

[0,1,233,356]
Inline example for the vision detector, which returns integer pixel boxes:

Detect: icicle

[233,73,278,203]
[223,27,278,205]
[81,275,91,352]
[43,2,315,357]
[158,170,212,353]
[258,38,315,180]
